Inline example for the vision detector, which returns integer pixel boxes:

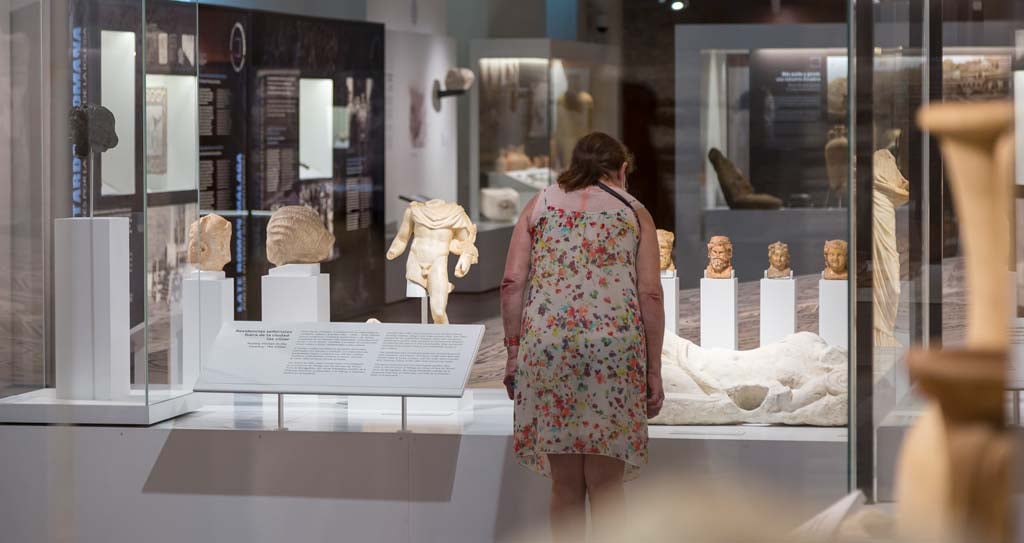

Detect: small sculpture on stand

[766,241,791,279]
[266,206,335,266]
[705,235,733,279]
[657,229,676,274]
[187,214,232,272]
[433,67,476,111]
[69,104,119,157]
[822,239,848,280]
[387,199,479,324]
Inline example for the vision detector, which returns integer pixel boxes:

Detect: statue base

[818,278,848,348]
[183,271,234,390]
[760,276,796,346]
[262,264,330,322]
[661,271,679,334]
[700,276,738,350]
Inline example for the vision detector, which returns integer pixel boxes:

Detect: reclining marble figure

[649,331,848,426]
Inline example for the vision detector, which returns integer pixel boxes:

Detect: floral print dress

[513,186,648,480]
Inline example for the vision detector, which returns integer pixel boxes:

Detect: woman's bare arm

[500,196,538,341]
[635,207,665,386]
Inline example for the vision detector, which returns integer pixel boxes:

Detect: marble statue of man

[387,200,479,324]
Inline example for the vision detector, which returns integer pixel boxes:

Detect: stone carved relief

[187,214,232,272]
[650,332,847,426]
[266,206,335,266]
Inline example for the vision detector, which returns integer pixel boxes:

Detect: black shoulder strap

[595,182,637,217]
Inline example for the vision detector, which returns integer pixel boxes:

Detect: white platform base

[661,272,679,334]
[760,277,796,346]
[54,217,131,401]
[0,388,198,425]
[262,264,330,322]
[183,271,234,389]
[700,277,738,349]
[819,279,849,349]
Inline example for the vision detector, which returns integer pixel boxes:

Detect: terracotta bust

[266,206,335,266]
[657,229,676,273]
[705,235,734,279]
[187,214,232,272]
[822,239,848,280]
[766,241,791,279]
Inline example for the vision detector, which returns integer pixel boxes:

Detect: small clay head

[824,239,848,276]
[768,241,790,271]
[187,214,232,272]
[707,235,733,274]
[266,206,335,266]
[657,229,675,271]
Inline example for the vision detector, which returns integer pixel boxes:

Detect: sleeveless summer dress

[513,185,649,480]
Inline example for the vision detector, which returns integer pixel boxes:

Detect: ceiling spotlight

[671,1,687,10]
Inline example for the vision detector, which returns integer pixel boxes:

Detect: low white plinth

[54,217,130,401]
[262,264,330,322]
[183,271,234,389]
[348,392,473,418]
[819,279,848,349]
[0,388,197,425]
[406,280,427,298]
[760,277,796,346]
[700,277,738,350]
[661,272,679,334]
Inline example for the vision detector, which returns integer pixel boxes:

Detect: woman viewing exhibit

[500,132,665,541]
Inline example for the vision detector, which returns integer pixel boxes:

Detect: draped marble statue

[873,149,910,347]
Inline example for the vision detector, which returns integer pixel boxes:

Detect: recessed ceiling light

[671,1,686,10]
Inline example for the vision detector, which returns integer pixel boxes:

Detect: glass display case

[0,0,201,424]
[469,38,620,223]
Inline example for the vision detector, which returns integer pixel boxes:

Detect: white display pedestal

[818,278,849,349]
[348,280,471,418]
[182,270,234,389]
[661,271,679,334]
[760,274,796,346]
[261,264,329,322]
[700,274,738,350]
[54,217,130,401]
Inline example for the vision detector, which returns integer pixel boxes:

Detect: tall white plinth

[261,264,330,322]
[182,270,234,389]
[54,217,130,401]
[819,279,849,349]
[661,272,679,334]
[760,276,796,346]
[700,276,738,350]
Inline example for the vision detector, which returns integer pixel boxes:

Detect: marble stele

[387,199,479,324]
[649,331,848,426]
[822,239,848,280]
[766,241,791,279]
[266,206,335,266]
[656,229,676,273]
[705,235,733,279]
[187,214,232,272]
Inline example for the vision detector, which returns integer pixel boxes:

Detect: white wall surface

[100,30,135,196]
[384,29,458,225]
[367,0,447,35]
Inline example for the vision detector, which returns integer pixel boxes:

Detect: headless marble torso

[387,200,478,324]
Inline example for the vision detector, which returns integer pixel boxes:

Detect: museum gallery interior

[0,0,1023,541]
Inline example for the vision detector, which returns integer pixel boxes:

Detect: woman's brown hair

[556,131,634,192]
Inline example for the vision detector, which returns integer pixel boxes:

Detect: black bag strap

[595,182,637,218]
